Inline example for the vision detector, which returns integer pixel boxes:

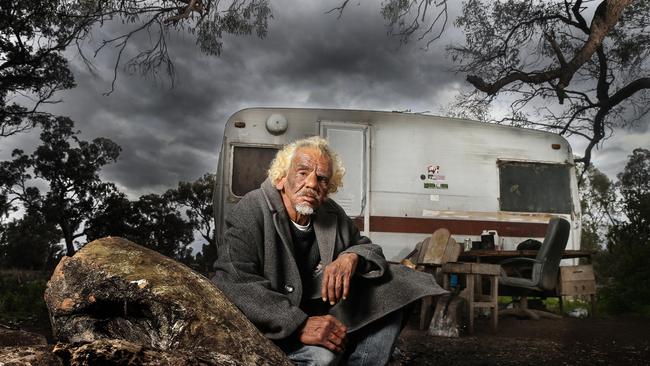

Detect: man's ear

[275,177,286,190]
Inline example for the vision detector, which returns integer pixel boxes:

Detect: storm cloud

[3,0,647,197]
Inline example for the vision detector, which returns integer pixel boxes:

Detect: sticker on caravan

[427,165,440,174]
[423,164,447,189]
[424,183,448,189]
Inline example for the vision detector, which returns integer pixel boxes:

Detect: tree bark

[59,222,76,256]
[44,237,291,366]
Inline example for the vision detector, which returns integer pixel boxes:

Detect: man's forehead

[292,147,332,169]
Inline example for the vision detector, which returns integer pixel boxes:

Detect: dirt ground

[2,315,650,365]
[394,315,650,365]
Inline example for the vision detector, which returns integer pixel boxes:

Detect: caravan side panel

[215,108,581,261]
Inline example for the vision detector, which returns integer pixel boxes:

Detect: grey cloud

[14,0,642,198]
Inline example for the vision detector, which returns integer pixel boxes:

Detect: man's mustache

[297,188,318,198]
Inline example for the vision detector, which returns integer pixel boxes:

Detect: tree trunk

[59,223,76,256]
[44,237,291,366]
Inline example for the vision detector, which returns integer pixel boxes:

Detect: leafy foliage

[167,173,216,272]
[578,163,617,252]
[0,117,121,256]
[597,148,650,314]
[0,0,273,135]
[129,193,195,262]
[85,174,216,266]
[0,0,102,137]
[0,271,50,325]
[169,173,215,245]
[0,211,62,270]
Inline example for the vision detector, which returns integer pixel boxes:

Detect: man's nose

[304,171,318,188]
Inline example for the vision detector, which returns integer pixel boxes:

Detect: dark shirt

[288,222,329,315]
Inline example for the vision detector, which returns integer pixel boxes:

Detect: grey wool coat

[212,178,447,340]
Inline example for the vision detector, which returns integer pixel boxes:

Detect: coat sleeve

[212,199,308,340]
[339,213,388,279]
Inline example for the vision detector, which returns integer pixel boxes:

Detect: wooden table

[458,249,595,263]
[458,249,598,316]
[442,262,501,334]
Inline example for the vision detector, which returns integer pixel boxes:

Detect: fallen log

[53,339,241,365]
[44,237,291,366]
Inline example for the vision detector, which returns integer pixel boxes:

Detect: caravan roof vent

[266,114,288,135]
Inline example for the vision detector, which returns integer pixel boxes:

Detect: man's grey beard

[295,203,314,216]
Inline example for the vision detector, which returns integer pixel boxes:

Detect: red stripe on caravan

[353,216,548,237]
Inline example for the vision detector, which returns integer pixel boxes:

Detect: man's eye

[317,176,329,184]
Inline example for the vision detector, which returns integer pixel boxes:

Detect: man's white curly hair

[267,136,345,193]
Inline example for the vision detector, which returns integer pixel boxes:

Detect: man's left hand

[321,253,358,305]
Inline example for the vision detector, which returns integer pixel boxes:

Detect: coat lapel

[313,205,337,265]
[261,178,338,263]
[261,179,294,256]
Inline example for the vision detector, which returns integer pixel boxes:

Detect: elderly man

[213,136,445,365]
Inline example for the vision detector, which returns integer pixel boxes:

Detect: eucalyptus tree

[1,0,272,136]
[0,117,120,256]
[599,148,650,312]
[346,1,647,171]
[448,0,648,170]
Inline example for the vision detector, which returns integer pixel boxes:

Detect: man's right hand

[298,315,347,353]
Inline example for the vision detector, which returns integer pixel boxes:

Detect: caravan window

[231,146,279,197]
[498,161,572,214]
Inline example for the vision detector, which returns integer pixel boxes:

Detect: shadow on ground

[2,311,650,365]
[394,315,650,365]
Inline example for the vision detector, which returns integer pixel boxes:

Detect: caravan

[213,108,581,261]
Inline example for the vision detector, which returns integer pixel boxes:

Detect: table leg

[467,274,475,335]
[490,275,498,332]
[419,296,433,330]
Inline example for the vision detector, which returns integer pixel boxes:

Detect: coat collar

[261,178,338,264]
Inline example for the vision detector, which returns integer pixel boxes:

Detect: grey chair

[499,217,571,319]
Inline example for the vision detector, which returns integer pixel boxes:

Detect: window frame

[497,159,574,214]
[228,143,282,198]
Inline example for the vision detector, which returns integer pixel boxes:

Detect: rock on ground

[0,326,47,347]
[44,237,291,366]
[0,327,60,366]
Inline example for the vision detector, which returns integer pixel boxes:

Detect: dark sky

[2,1,647,198]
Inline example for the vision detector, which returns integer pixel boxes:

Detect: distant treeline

[0,118,217,275]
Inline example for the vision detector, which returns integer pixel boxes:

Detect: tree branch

[467,0,633,96]
[571,0,591,33]
[608,77,650,108]
[164,0,204,23]
[326,0,351,19]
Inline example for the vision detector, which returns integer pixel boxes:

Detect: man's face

[277,147,332,218]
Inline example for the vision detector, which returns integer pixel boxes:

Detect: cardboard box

[558,264,596,296]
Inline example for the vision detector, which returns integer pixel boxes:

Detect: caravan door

[320,121,370,235]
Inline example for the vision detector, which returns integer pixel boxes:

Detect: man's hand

[299,315,347,353]
[321,252,358,305]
